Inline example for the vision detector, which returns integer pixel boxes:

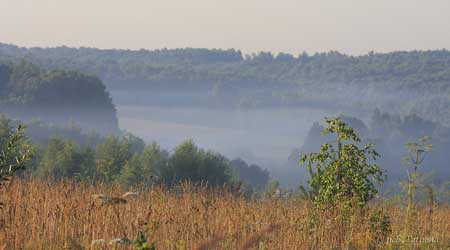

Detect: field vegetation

[0,116,448,250]
[0,179,449,250]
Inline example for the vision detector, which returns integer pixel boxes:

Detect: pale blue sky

[1,0,449,54]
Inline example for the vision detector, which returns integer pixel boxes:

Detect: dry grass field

[0,179,448,250]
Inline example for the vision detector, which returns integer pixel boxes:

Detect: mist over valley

[1,43,450,192]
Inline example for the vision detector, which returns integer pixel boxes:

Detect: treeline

[0,60,118,133]
[2,43,450,123]
[2,43,449,89]
[0,114,270,193]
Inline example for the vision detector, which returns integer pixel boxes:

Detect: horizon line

[2,41,449,58]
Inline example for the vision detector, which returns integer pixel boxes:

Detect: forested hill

[1,43,450,124]
[1,43,449,89]
[0,60,119,133]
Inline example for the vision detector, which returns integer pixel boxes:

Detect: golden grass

[0,179,448,250]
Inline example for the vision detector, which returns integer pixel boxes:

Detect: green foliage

[116,143,169,188]
[125,133,146,154]
[36,137,95,179]
[28,134,247,189]
[165,139,232,187]
[134,231,156,250]
[300,117,384,208]
[0,116,34,186]
[299,111,450,199]
[95,135,133,182]
[0,115,271,192]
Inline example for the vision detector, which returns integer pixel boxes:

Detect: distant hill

[1,43,450,124]
[0,60,118,133]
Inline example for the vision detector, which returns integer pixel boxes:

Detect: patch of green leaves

[0,124,34,187]
[300,117,384,208]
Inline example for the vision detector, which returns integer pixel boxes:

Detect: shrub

[300,117,384,208]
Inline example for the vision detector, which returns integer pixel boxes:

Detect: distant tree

[123,133,146,154]
[166,140,232,187]
[118,142,169,187]
[36,137,91,179]
[300,122,328,154]
[116,157,142,188]
[275,53,295,62]
[77,146,97,181]
[95,135,132,182]
[339,115,369,138]
[252,52,274,63]
[139,143,169,184]
[300,115,369,158]
[401,114,436,139]
[230,158,270,191]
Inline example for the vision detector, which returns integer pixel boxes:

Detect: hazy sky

[1,0,449,55]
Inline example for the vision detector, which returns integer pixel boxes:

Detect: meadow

[0,179,448,250]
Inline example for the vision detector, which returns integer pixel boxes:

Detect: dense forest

[0,60,118,133]
[1,43,450,124]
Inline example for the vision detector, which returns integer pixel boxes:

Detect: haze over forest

[1,42,450,194]
[1,0,450,193]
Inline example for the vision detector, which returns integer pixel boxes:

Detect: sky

[1,0,449,55]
